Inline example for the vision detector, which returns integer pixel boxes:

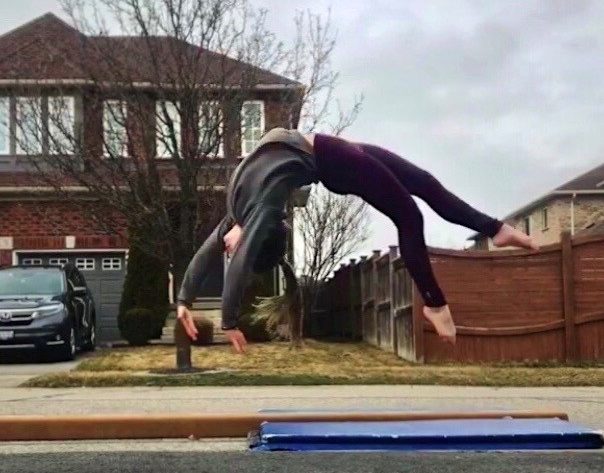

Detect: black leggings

[313,134,503,307]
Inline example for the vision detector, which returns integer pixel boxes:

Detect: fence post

[561,231,578,362]
[372,250,381,346]
[349,258,357,339]
[389,245,398,354]
[412,284,425,363]
[359,255,368,342]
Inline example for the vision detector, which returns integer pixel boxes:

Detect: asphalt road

[0,349,82,388]
[1,450,603,473]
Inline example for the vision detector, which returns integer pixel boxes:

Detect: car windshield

[0,268,64,296]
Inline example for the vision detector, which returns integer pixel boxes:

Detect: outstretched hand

[225,329,248,354]
[177,304,198,341]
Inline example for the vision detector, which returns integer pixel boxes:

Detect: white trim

[0,97,9,155]
[571,193,576,236]
[0,79,304,90]
[241,100,265,156]
[13,249,128,266]
[553,190,604,195]
[0,185,226,193]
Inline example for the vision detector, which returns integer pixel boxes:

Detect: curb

[0,410,568,441]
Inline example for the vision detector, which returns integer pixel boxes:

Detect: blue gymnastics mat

[249,418,604,452]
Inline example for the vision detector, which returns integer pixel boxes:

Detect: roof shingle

[0,12,300,87]
[555,162,604,191]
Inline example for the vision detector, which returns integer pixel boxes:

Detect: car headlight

[32,304,65,319]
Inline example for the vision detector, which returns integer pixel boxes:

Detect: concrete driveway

[0,350,81,388]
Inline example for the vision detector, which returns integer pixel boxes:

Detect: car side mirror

[73,286,87,296]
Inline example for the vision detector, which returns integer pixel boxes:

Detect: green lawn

[23,340,604,388]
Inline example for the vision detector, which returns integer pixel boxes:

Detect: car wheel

[82,321,96,352]
[55,324,77,361]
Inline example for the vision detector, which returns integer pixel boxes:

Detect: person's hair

[252,219,290,274]
[252,218,302,333]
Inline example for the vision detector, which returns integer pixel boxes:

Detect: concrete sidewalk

[1,385,603,428]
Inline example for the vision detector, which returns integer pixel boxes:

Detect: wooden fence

[318,232,604,363]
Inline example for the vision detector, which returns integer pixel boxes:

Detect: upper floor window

[15,97,42,155]
[241,100,264,156]
[523,216,531,235]
[103,100,128,157]
[48,96,75,155]
[199,101,223,158]
[0,98,8,154]
[156,101,181,158]
[542,207,548,230]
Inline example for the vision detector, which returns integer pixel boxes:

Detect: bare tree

[9,1,363,363]
[293,185,370,343]
[252,185,368,348]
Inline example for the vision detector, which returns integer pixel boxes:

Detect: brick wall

[0,200,126,237]
[0,90,300,271]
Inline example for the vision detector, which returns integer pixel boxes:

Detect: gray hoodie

[177,128,318,329]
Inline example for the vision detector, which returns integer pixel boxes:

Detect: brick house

[469,163,604,249]
[0,13,310,341]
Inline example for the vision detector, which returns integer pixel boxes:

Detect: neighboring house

[0,13,309,341]
[469,163,604,250]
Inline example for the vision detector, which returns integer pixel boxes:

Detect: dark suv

[0,264,96,361]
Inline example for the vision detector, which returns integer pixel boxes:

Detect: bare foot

[492,223,539,251]
[423,305,456,345]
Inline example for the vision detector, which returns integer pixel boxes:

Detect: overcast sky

[1,1,603,260]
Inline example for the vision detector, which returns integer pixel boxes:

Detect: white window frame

[49,258,69,266]
[15,97,43,155]
[75,258,95,271]
[102,257,122,271]
[199,100,224,158]
[241,100,265,156]
[22,258,42,266]
[48,96,75,155]
[156,101,181,159]
[0,97,9,154]
[103,100,128,157]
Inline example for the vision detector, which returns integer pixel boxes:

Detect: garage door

[18,252,126,342]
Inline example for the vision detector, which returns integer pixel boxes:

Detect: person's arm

[176,215,232,308]
[221,204,282,330]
